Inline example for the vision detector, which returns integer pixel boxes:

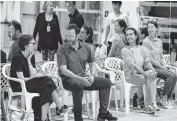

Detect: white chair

[163,54,177,98]
[41,61,69,121]
[163,54,177,73]
[95,58,118,116]
[2,63,40,111]
[105,57,147,114]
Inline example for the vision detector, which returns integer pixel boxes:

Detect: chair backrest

[1,64,10,92]
[105,57,124,71]
[2,63,13,94]
[163,54,171,65]
[105,57,125,84]
[41,61,59,86]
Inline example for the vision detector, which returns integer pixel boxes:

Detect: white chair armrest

[2,64,28,93]
[95,63,116,83]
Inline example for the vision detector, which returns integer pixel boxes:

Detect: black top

[69,9,84,28]
[33,12,63,52]
[1,50,6,63]
[10,52,35,91]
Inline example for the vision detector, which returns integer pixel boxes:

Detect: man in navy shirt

[65,1,84,28]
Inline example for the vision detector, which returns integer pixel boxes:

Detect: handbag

[6,104,34,121]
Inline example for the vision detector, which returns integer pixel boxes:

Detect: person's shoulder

[12,52,22,61]
[53,13,58,18]
[59,43,69,49]
[107,12,114,18]
[122,46,129,52]
[143,37,150,44]
[37,12,44,17]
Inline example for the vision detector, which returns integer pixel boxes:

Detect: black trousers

[62,77,112,114]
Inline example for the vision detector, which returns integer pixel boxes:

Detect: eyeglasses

[29,42,36,46]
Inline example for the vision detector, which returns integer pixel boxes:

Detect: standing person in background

[143,20,177,109]
[65,1,84,28]
[108,19,127,59]
[104,1,130,55]
[139,27,148,45]
[33,1,63,61]
[1,50,7,63]
[7,20,22,62]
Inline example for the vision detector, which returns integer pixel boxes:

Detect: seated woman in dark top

[10,34,68,121]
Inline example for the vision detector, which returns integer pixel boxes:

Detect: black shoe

[56,105,69,116]
[97,111,117,121]
[74,112,83,121]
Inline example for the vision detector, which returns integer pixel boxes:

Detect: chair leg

[48,108,52,121]
[107,86,113,110]
[143,85,147,107]
[113,87,119,116]
[120,86,124,108]
[64,112,69,121]
[91,91,96,119]
[84,93,91,118]
[25,95,32,110]
[124,84,131,114]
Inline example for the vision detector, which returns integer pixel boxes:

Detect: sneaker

[56,105,69,116]
[142,107,155,115]
[149,104,160,111]
[97,111,117,121]
[74,112,83,121]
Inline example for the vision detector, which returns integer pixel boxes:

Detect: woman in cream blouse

[121,27,158,114]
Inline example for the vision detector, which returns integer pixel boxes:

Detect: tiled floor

[51,102,177,121]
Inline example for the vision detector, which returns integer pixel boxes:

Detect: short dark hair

[114,19,127,34]
[82,25,93,44]
[8,20,22,33]
[147,19,158,28]
[139,27,148,37]
[125,27,139,46]
[65,1,76,5]
[18,34,33,51]
[66,24,80,35]
[112,1,122,6]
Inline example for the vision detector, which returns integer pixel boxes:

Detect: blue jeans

[154,67,177,99]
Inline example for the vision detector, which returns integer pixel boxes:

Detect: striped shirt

[142,37,163,65]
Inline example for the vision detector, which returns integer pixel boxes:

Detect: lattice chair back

[1,64,10,92]
[1,64,13,94]
[36,61,46,73]
[105,57,123,71]
[163,54,171,65]
[85,64,91,75]
[95,58,106,78]
[41,61,59,87]
[105,57,125,84]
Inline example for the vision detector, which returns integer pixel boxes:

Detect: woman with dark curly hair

[10,34,68,121]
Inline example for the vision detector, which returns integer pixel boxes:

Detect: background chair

[105,57,147,114]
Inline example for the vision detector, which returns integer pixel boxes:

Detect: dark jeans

[62,77,112,114]
[154,67,177,99]
[107,41,112,56]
